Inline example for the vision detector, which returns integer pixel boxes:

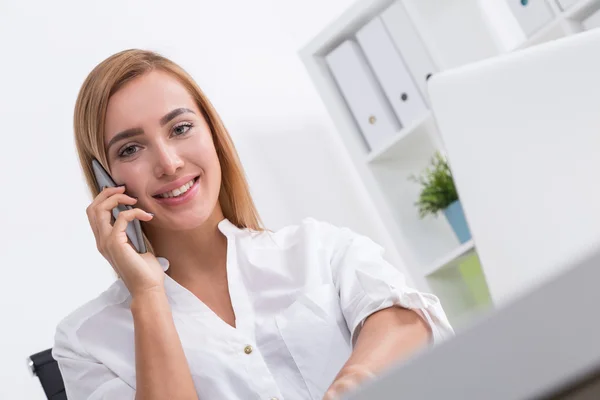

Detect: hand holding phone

[87,159,167,296]
[92,159,147,254]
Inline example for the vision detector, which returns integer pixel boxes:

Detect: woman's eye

[116,123,192,158]
[173,122,193,136]
[118,145,139,158]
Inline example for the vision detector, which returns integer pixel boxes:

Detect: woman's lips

[153,176,200,206]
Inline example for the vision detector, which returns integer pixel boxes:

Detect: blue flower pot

[443,200,472,244]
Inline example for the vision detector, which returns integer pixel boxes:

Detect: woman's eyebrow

[106,127,144,152]
[159,107,195,126]
[106,108,196,152]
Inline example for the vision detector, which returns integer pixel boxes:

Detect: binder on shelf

[505,0,555,37]
[582,8,600,30]
[325,40,401,152]
[356,16,429,132]
[555,0,579,11]
[380,1,438,104]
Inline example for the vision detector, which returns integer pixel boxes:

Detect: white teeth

[158,179,195,198]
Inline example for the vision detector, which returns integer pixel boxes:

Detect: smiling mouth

[153,176,199,199]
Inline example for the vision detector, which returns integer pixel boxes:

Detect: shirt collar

[154,218,242,274]
[161,218,247,313]
[218,217,247,237]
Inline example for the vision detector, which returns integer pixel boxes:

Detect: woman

[53,49,453,400]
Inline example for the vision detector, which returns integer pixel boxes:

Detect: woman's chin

[142,193,220,231]
[171,215,210,231]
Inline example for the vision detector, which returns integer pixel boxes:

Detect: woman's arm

[131,288,198,400]
[323,306,431,400]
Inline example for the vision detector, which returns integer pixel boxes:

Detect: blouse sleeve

[53,322,135,400]
[318,220,454,346]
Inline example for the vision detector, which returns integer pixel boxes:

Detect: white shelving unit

[299,0,600,328]
[423,240,476,278]
[365,111,435,164]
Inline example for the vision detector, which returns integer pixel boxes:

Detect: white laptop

[346,238,600,399]
[345,27,600,400]
[428,28,600,306]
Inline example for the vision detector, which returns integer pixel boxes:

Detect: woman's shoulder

[272,217,337,235]
[247,217,352,249]
[54,279,130,348]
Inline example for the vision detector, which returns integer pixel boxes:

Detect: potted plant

[409,151,472,244]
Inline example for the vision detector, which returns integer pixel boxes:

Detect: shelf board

[423,239,476,277]
[514,0,600,52]
[515,18,565,50]
[564,0,600,20]
[366,111,433,164]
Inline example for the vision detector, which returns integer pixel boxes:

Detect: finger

[112,208,154,241]
[109,209,153,252]
[323,377,360,400]
[87,186,126,235]
[95,194,139,238]
[323,388,339,400]
[87,208,100,241]
[336,377,360,391]
[91,185,127,209]
[97,193,138,213]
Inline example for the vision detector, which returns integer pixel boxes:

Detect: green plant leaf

[408,151,459,219]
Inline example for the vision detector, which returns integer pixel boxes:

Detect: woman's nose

[154,144,184,176]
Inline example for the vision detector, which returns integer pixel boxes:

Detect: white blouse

[53,218,453,400]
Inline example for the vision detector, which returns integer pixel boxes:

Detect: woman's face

[104,70,222,231]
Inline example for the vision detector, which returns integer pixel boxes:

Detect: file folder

[506,0,555,37]
[356,16,429,131]
[325,39,401,152]
[556,0,580,11]
[381,1,438,104]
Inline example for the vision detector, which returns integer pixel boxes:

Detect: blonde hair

[73,49,264,253]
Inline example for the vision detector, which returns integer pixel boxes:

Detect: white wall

[0,0,410,397]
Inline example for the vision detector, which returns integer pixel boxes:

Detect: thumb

[323,376,360,400]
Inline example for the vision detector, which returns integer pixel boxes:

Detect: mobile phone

[91,159,147,254]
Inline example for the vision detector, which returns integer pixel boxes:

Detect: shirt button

[244,345,253,354]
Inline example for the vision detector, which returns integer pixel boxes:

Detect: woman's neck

[145,208,228,285]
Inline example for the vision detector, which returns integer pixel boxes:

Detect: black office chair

[28,348,67,400]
